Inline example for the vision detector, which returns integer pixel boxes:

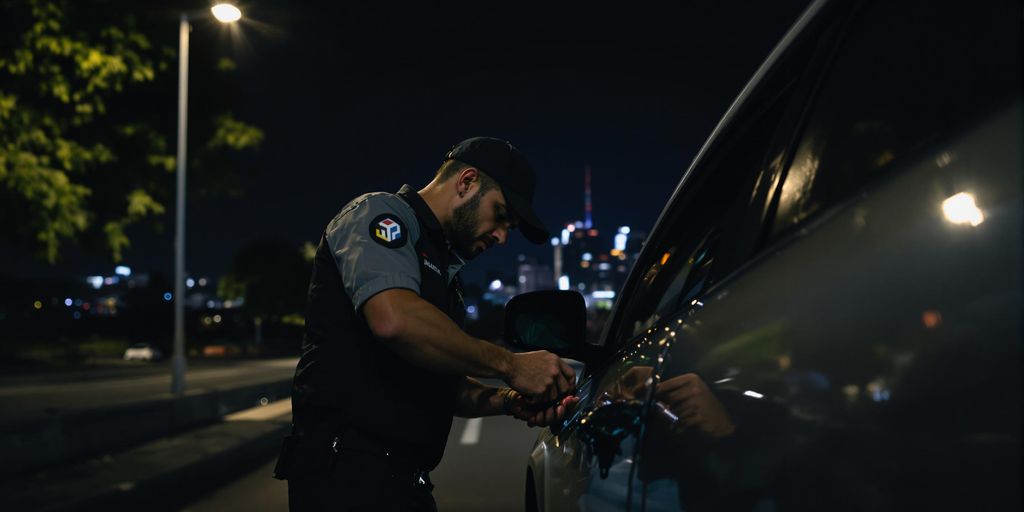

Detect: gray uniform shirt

[325,192,424,310]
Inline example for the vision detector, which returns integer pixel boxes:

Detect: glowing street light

[172,3,243,396]
[211,3,243,23]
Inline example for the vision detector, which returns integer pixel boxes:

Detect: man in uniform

[275,137,578,511]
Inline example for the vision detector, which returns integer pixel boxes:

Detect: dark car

[505,0,1021,510]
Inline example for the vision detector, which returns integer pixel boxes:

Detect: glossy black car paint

[517,0,1022,510]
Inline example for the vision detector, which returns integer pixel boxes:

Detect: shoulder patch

[369,213,408,248]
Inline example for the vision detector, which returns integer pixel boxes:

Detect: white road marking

[226,398,292,421]
[459,417,483,445]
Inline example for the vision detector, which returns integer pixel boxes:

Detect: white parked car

[123,343,163,362]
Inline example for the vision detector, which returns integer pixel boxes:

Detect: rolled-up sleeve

[325,194,421,311]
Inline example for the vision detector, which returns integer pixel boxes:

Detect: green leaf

[125,188,165,219]
[104,221,129,262]
[146,154,176,172]
[208,113,265,150]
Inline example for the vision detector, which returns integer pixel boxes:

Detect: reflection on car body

[506,0,1021,510]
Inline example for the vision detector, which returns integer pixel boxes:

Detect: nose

[491,227,508,246]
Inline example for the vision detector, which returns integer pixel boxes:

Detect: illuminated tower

[584,164,593,230]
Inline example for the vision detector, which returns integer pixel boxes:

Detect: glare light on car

[942,192,984,227]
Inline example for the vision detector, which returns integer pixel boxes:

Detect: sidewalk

[1,399,292,512]
[0,359,295,477]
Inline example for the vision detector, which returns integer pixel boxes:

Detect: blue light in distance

[163,292,173,301]
[614,233,627,251]
[558,276,570,290]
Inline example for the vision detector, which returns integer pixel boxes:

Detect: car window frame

[592,13,848,373]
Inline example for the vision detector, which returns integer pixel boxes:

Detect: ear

[456,167,480,198]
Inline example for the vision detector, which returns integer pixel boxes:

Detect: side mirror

[504,290,590,362]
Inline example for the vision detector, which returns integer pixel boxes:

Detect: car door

[533,297,677,511]
[532,29,818,506]
[638,0,1021,510]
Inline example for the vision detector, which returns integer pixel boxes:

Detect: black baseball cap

[445,137,550,244]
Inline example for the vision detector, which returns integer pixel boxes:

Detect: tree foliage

[0,0,263,263]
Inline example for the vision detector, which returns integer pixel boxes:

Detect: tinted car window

[770,0,1019,237]
[610,50,825,343]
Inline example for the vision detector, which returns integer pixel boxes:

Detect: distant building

[516,254,553,294]
[546,166,646,311]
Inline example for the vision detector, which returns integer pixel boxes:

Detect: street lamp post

[172,4,243,396]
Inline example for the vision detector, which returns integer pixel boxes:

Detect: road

[0,358,297,428]
[182,409,541,511]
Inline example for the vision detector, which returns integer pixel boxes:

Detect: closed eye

[495,204,517,229]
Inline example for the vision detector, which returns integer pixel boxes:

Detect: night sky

[4,0,811,287]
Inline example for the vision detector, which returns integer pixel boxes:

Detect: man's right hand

[506,350,576,403]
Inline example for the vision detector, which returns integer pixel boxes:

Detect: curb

[0,378,292,478]
[2,400,292,512]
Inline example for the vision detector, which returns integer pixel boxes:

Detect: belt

[308,424,433,490]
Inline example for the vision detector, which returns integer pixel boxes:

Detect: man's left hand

[506,390,579,427]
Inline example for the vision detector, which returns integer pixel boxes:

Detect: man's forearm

[365,289,513,380]
[454,377,511,418]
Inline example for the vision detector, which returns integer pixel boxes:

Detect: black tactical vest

[291,185,466,470]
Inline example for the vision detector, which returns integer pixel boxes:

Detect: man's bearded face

[448,190,488,259]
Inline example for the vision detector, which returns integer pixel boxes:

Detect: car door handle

[577,397,644,478]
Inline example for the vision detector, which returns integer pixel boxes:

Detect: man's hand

[655,373,735,438]
[506,390,579,427]
[506,350,576,402]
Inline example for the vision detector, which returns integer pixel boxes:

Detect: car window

[609,83,807,344]
[599,3,855,351]
[769,0,1018,238]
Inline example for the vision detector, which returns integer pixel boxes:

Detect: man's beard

[446,191,485,259]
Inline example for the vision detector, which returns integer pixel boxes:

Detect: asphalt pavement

[181,405,541,511]
[0,359,547,511]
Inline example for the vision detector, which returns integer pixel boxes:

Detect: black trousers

[287,448,437,512]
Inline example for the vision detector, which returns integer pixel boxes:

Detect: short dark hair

[436,158,499,194]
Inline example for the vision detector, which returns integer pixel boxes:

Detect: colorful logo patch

[369,214,407,248]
